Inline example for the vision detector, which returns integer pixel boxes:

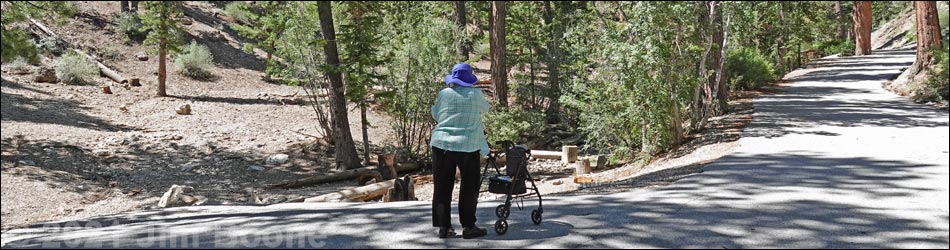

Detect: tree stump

[377,153,397,180]
[574,158,591,175]
[562,145,578,163]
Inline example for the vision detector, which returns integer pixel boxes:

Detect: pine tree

[141,1,184,97]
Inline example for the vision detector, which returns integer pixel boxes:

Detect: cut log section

[562,145,579,163]
[574,158,591,175]
[304,180,395,203]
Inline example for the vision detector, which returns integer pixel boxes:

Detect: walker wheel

[494,220,508,235]
[531,210,542,225]
[495,205,510,219]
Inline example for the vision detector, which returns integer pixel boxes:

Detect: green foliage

[224,2,254,25]
[96,46,124,62]
[872,1,911,27]
[940,3,949,41]
[141,1,184,54]
[36,36,68,56]
[483,108,545,145]
[7,57,34,73]
[338,1,388,103]
[226,1,290,76]
[115,12,145,43]
[1,29,40,64]
[726,47,778,91]
[174,41,214,80]
[1,1,75,63]
[560,2,704,158]
[813,39,855,57]
[376,2,462,156]
[923,43,949,102]
[55,51,99,84]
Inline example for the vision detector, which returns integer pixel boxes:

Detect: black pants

[431,146,481,228]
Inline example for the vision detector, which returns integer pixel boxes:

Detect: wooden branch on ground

[72,49,129,84]
[266,163,424,189]
[29,18,130,84]
[530,150,562,160]
[304,180,395,202]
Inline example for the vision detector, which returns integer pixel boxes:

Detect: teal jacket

[430,86,491,156]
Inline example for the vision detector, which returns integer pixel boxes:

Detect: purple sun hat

[444,63,478,87]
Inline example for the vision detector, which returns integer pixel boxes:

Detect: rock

[129,78,141,87]
[248,165,265,171]
[157,185,197,208]
[180,163,199,171]
[596,155,608,169]
[18,160,36,166]
[93,149,112,157]
[119,105,129,113]
[33,68,57,83]
[265,154,289,165]
[168,134,184,141]
[180,194,198,204]
[181,18,193,25]
[176,104,192,115]
[102,86,112,94]
[552,180,563,186]
[135,52,149,61]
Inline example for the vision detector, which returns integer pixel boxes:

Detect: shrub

[97,46,124,62]
[483,107,545,148]
[36,36,69,56]
[925,44,949,101]
[55,52,99,84]
[174,41,214,80]
[1,29,40,64]
[6,58,34,74]
[814,39,855,57]
[726,47,778,91]
[115,12,145,43]
[224,2,254,25]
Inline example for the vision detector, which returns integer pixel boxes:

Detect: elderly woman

[429,63,490,239]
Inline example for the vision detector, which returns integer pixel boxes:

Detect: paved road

[2,49,948,249]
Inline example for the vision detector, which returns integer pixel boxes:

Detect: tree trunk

[490,1,508,107]
[318,1,362,170]
[455,1,470,61]
[834,1,848,40]
[543,1,563,124]
[360,101,371,166]
[910,1,943,75]
[714,4,730,114]
[121,1,129,12]
[157,8,167,97]
[853,1,872,56]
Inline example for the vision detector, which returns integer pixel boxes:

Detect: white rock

[265,154,289,165]
[18,160,36,166]
[248,165,265,171]
[157,185,197,208]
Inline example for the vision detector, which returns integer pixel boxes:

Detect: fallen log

[530,150,562,160]
[266,163,424,189]
[29,18,129,84]
[73,49,129,84]
[304,180,395,203]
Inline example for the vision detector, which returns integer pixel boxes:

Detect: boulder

[176,104,192,115]
[265,154,289,165]
[135,52,149,61]
[33,68,57,83]
[157,185,197,208]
